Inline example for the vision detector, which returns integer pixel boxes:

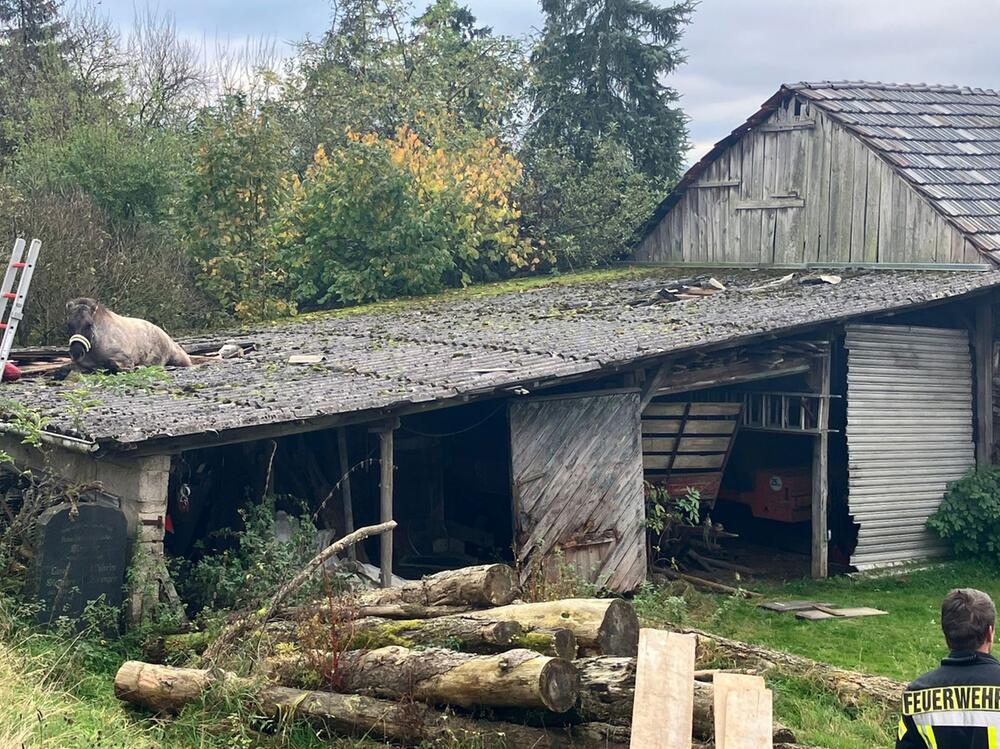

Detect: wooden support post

[975,299,994,468]
[372,419,400,588]
[810,344,831,580]
[337,428,356,561]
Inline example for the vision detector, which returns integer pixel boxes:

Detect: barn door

[846,324,975,569]
[508,390,646,592]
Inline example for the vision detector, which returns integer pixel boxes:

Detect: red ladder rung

[11,262,25,269]
[1,293,15,300]
[0,323,8,330]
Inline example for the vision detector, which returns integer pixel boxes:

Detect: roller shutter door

[846,324,974,569]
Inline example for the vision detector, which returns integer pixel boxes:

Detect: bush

[1,186,208,345]
[279,126,532,306]
[928,468,1000,561]
[170,496,321,615]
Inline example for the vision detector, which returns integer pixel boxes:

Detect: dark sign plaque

[31,497,129,626]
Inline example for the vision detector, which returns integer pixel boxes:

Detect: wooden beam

[760,120,816,132]
[975,299,994,468]
[810,344,832,580]
[639,363,671,411]
[371,418,400,587]
[653,357,813,397]
[735,198,805,210]
[337,428,356,561]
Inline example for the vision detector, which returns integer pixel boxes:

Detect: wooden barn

[5,81,1000,619]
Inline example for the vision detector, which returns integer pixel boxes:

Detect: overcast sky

[98,0,1000,161]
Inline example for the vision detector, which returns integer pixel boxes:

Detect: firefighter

[897,588,1000,748]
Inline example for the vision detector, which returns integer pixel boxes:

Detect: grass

[636,558,1000,749]
[5,558,990,749]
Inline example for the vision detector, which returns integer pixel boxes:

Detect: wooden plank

[677,436,732,453]
[643,455,676,471]
[735,197,805,210]
[814,110,834,261]
[672,453,727,470]
[695,179,741,189]
[642,437,678,453]
[849,136,868,263]
[683,420,738,436]
[688,403,743,416]
[642,419,684,435]
[862,151,882,262]
[714,673,766,749]
[826,126,852,261]
[758,600,835,613]
[976,299,994,468]
[642,401,687,418]
[654,358,812,397]
[810,346,831,580]
[630,629,696,749]
[722,688,773,749]
[760,120,816,132]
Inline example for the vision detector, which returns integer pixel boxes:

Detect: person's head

[942,588,997,653]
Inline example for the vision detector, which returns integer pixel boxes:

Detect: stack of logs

[115,564,819,748]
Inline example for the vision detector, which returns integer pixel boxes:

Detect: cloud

[95,0,1000,164]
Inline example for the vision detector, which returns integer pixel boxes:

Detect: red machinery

[718,466,811,523]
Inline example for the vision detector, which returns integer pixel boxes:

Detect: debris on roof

[4,267,1000,450]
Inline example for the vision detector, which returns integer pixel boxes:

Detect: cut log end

[539,657,582,714]
[598,599,640,657]
[512,628,578,659]
[481,564,519,606]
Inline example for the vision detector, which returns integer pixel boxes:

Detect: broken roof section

[646,81,1000,261]
[6,267,1000,452]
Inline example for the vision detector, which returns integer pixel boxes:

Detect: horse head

[66,298,99,362]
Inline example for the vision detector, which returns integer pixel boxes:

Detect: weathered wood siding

[508,391,646,592]
[636,96,982,265]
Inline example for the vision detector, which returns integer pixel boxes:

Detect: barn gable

[635,81,1000,267]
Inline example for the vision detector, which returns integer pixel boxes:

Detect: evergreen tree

[528,0,694,184]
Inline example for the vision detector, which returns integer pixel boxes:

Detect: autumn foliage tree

[278,126,531,306]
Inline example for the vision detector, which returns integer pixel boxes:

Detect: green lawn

[636,559,1000,749]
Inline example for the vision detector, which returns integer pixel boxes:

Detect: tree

[184,96,293,321]
[519,137,660,269]
[527,0,694,184]
[283,0,524,169]
[277,126,530,306]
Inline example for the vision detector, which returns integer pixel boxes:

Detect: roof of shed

[645,81,1000,261]
[6,267,1000,452]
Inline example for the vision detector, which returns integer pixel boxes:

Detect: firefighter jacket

[897,650,1000,748]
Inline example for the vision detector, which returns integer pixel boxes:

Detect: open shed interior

[163,399,514,613]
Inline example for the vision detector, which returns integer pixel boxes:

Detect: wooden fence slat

[630,629,695,749]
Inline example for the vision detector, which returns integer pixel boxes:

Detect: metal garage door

[846,324,975,569]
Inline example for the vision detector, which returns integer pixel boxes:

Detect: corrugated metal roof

[640,81,1000,260]
[5,268,1000,450]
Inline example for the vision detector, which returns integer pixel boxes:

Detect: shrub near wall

[928,468,1000,562]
